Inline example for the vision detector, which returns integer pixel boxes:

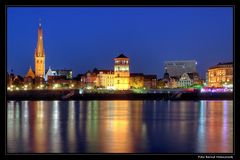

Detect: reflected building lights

[67,101,77,152]
[222,100,233,152]
[33,101,48,152]
[197,100,206,153]
[21,101,30,151]
[50,100,61,152]
[7,100,233,153]
[99,101,134,153]
[86,101,99,152]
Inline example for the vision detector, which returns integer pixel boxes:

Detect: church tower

[34,21,45,78]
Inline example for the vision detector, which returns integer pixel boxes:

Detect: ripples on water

[7,100,233,153]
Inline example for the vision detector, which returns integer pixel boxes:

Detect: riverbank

[7,89,233,100]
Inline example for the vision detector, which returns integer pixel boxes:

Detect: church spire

[35,19,45,57]
[34,20,46,78]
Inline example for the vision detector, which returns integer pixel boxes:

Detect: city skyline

[7,7,233,78]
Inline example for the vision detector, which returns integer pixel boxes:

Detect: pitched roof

[25,67,35,79]
[182,72,199,79]
[98,70,114,74]
[217,62,233,65]
[209,62,233,69]
[116,53,128,58]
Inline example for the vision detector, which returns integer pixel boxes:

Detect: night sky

[7,7,233,79]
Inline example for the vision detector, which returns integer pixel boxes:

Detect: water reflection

[67,101,77,152]
[99,101,134,153]
[33,101,48,152]
[196,101,233,153]
[49,101,61,152]
[7,100,233,153]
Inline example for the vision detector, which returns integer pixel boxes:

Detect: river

[7,100,233,153]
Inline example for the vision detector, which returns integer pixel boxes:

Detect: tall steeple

[34,19,45,78]
[35,20,45,57]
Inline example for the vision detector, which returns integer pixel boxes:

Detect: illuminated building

[25,66,35,79]
[24,67,35,87]
[81,70,98,88]
[164,60,197,77]
[207,62,233,87]
[114,54,130,90]
[54,69,73,79]
[96,70,114,89]
[130,73,144,89]
[143,75,157,89]
[166,76,180,88]
[34,21,45,78]
[45,67,54,81]
[178,72,200,87]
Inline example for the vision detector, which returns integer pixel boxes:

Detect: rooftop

[116,54,128,58]
[209,62,233,69]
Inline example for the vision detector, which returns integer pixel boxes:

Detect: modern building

[164,60,197,77]
[114,54,130,90]
[34,22,45,78]
[130,73,144,89]
[207,62,233,87]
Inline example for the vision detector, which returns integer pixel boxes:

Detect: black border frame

[1,1,239,160]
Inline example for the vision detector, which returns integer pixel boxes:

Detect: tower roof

[35,21,45,57]
[25,66,35,79]
[116,53,128,58]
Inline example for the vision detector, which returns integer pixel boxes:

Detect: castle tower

[114,54,130,90]
[34,21,45,78]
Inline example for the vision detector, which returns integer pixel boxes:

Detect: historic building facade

[130,73,144,89]
[178,72,200,87]
[96,70,114,89]
[207,62,233,87]
[114,54,130,90]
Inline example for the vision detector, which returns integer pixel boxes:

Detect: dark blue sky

[7,7,233,79]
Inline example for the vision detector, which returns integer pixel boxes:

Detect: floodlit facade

[114,54,130,90]
[207,62,233,87]
[25,66,35,79]
[130,73,144,89]
[143,75,157,89]
[178,72,200,87]
[164,60,197,77]
[96,70,114,89]
[34,22,45,78]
